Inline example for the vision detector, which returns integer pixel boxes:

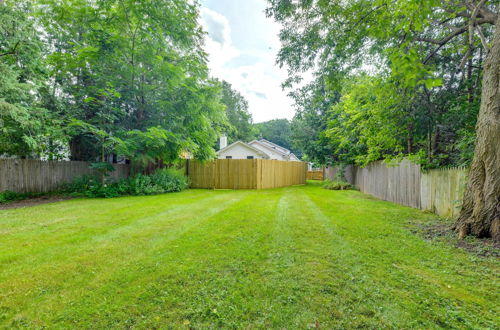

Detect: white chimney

[219,134,227,150]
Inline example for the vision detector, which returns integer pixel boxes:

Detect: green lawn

[0,182,498,328]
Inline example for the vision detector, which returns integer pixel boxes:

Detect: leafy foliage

[326,75,413,166]
[0,190,46,204]
[267,0,496,168]
[0,191,24,204]
[1,0,230,164]
[289,78,338,165]
[0,1,66,158]
[117,127,186,171]
[218,80,257,143]
[129,169,189,195]
[322,180,355,191]
[65,168,189,198]
[254,119,299,155]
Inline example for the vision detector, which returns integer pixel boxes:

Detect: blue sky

[200,0,294,123]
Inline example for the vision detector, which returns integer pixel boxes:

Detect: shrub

[0,190,23,204]
[89,181,130,198]
[63,175,116,198]
[65,168,189,198]
[0,190,43,204]
[129,174,164,195]
[64,175,100,194]
[323,180,356,191]
[129,168,189,195]
[152,168,189,192]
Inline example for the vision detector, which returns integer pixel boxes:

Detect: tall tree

[219,80,256,143]
[456,12,500,240]
[0,1,65,158]
[267,0,499,239]
[33,0,225,162]
[255,119,298,154]
[289,77,337,164]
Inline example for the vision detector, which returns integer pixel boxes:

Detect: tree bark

[455,14,500,240]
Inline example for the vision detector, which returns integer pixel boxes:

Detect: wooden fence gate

[307,170,324,181]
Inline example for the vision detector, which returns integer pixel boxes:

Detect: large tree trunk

[454,14,500,240]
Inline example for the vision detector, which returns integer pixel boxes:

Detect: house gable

[216,141,269,159]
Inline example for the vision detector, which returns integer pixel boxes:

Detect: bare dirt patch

[0,195,73,210]
[409,218,499,258]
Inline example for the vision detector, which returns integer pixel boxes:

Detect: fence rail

[0,159,130,193]
[187,159,307,189]
[325,160,468,218]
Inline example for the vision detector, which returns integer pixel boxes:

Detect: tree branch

[345,4,387,33]
[476,25,490,53]
[467,0,498,24]
[417,7,495,64]
[443,1,498,24]
[416,25,468,45]
[0,41,20,57]
[458,46,472,71]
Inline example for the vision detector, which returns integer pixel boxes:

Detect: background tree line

[267,0,499,239]
[215,80,300,154]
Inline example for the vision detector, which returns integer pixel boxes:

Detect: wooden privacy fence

[307,170,324,181]
[325,160,468,218]
[187,159,307,189]
[420,167,468,218]
[325,165,355,183]
[0,159,130,193]
[354,160,422,209]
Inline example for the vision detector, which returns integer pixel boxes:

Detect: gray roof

[248,139,290,156]
[216,141,270,158]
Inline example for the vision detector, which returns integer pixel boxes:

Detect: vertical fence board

[326,160,467,218]
[0,159,130,193]
[420,167,467,218]
[187,159,306,190]
[2,158,308,193]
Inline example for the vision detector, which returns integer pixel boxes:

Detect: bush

[0,190,43,204]
[152,168,189,192]
[323,180,356,191]
[65,168,189,198]
[129,168,189,195]
[64,175,99,194]
[129,174,164,195]
[63,175,121,198]
[0,190,24,204]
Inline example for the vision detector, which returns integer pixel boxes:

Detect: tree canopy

[0,0,228,164]
[255,119,300,156]
[218,80,257,144]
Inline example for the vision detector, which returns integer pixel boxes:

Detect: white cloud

[200,6,295,123]
[200,8,240,76]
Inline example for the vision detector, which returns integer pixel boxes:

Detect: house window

[226,156,232,159]
[247,156,254,159]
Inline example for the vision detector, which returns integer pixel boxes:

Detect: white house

[216,135,300,161]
